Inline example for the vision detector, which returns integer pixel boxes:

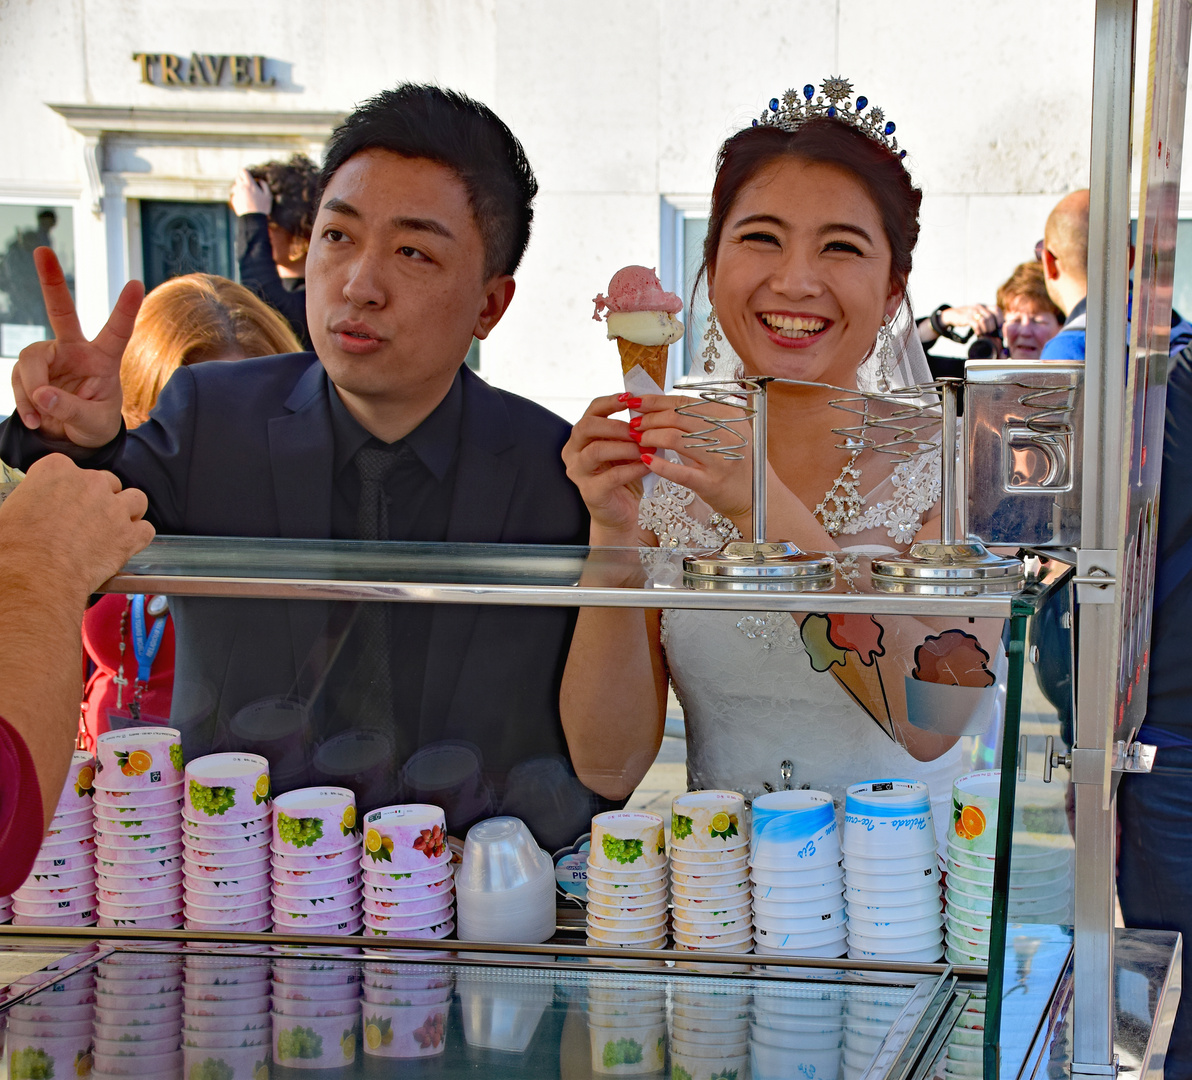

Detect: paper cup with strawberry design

[95,728,184,792]
[588,812,667,873]
[670,791,748,855]
[361,805,449,872]
[184,753,272,824]
[273,787,360,856]
[948,771,1000,856]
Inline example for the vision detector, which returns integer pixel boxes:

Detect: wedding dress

[640,449,973,845]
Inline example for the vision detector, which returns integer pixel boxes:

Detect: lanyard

[130,594,167,683]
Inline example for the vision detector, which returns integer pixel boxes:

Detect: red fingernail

[629,416,642,431]
[617,392,632,402]
[641,453,654,465]
[641,447,656,456]
[629,431,642,443]
[627,397,642,408]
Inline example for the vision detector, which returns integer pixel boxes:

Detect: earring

[701,309,724,374]
[874,314,894,392]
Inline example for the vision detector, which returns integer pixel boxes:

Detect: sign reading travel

[132,53,277,88]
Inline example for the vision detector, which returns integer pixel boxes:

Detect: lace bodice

[639,447,968,845]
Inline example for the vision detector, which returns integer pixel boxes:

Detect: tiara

[754,77,905,159]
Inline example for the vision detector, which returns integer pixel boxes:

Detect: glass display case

[0,536,1085,1080]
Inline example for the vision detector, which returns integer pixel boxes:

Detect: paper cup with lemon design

[670,790,748,856]
[272,787,359,856]
[361,805,449,872]
[184,753,272,825]
[95,727,183,792]
[947,771,1000,857]
[588,812,668,873]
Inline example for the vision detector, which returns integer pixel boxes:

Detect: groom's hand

[11,247,143,448]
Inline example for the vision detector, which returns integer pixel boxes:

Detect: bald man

[1039,189,1091,360]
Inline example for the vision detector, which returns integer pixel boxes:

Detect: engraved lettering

[186,52,203,84]
[202,54,228,84]
[252,55,275,87]
[161,53,183,85]
[132,52,153,83]
[232,55,252,87]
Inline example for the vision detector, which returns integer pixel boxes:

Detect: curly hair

[248,154,320,240]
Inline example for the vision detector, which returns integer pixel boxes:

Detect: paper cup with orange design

[948,771,1000,856]
[361,805,450,872]
[95,728,183,791]
[184,753,272,824]
[60,749,97,804]
[588,812,667,873]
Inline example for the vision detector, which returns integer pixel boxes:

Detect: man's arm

[0,455,154,890]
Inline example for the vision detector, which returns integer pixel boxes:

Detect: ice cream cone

[829,657,894,741]
[617,338,669,389]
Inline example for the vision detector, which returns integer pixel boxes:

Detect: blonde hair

[121,274,301,428]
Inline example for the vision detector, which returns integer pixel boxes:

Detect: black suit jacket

[0,355,605,846]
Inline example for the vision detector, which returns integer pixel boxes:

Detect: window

[661,199,710,380]
[0,204,74,359]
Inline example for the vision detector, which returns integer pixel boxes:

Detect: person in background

[1040,190,1091,359]
[996,261,1064,359]
[917,301,1003,379]
[80,274,300,747]
[0,454,154,894]
[230,154,320,349]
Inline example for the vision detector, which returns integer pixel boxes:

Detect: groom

[0,85,604,846]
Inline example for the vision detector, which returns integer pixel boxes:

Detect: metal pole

[1072,0,1137,1072]
[753,382,767,545]
[940,381,958,546]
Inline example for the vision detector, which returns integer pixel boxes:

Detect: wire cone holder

[677,376,1023,588]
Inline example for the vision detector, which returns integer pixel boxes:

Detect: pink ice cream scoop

[593,266,683,319]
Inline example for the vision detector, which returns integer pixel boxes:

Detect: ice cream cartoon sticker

[799,613,894,740]
[905,630,998,737]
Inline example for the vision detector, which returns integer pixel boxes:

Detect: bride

[560,81,1003,833]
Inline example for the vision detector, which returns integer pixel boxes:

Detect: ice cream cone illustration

[593,265,684,390]
[799,613,894,740]
[903,630,997,736]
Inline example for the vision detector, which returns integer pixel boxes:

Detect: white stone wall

[0,0,1171,423]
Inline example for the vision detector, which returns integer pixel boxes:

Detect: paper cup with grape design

[361,805,449,872]
[184,753,271,824]
[95,727,184,792]
[273,787,360,856]
[589,812,667,873]
[671,791,748,855]
[948,771,1000,856]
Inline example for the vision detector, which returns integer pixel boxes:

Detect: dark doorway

[140,200,235,291]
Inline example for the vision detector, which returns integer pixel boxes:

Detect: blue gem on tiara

[752,119,758,127]
[899,150,906,158]
[756,77,903,157]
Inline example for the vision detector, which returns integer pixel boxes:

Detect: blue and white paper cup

[842,779,936,861]
[750,790,840,872]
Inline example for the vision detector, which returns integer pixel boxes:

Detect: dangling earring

[700,309,743,381]
[874,314,895,392]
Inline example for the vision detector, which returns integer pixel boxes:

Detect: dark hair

[319,84,538,279]
[248,154,320,240]
[699,117,922,297]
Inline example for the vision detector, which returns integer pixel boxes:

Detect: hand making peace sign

[11,247,144,447]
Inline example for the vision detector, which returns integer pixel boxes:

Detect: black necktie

[352,443,405,733]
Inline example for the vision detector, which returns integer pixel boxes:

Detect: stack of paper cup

[586,811,668,950]
[456,816,556,943]
[843,779,942,963]
[182,753,272,933]
[671,987,750,1079]
[272,956,360,1069]
[942,994,985,1079]
[587,986,667,1076]
[1008,846,1074,923]
[750,990,844,1080]
[843,990,907,1077]
[92,952,183,1076]
[5,967,97,1080]
[750,790,846,958]
[942,771,999,963]
[363,962,453,1061]
[181,954,271,1080]
[360,805,455,940]
[11,751,98,928]
[92,728,185,931]
[668,791,751,952]
[271,786,363,936]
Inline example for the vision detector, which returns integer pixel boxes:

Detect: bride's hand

[563,394,652,540]
[634,394,754,529]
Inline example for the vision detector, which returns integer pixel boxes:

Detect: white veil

[855,298,935,395]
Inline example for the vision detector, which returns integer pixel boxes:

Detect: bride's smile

[707,157,902,388]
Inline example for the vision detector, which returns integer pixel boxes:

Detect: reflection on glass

[0,204,74,360]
